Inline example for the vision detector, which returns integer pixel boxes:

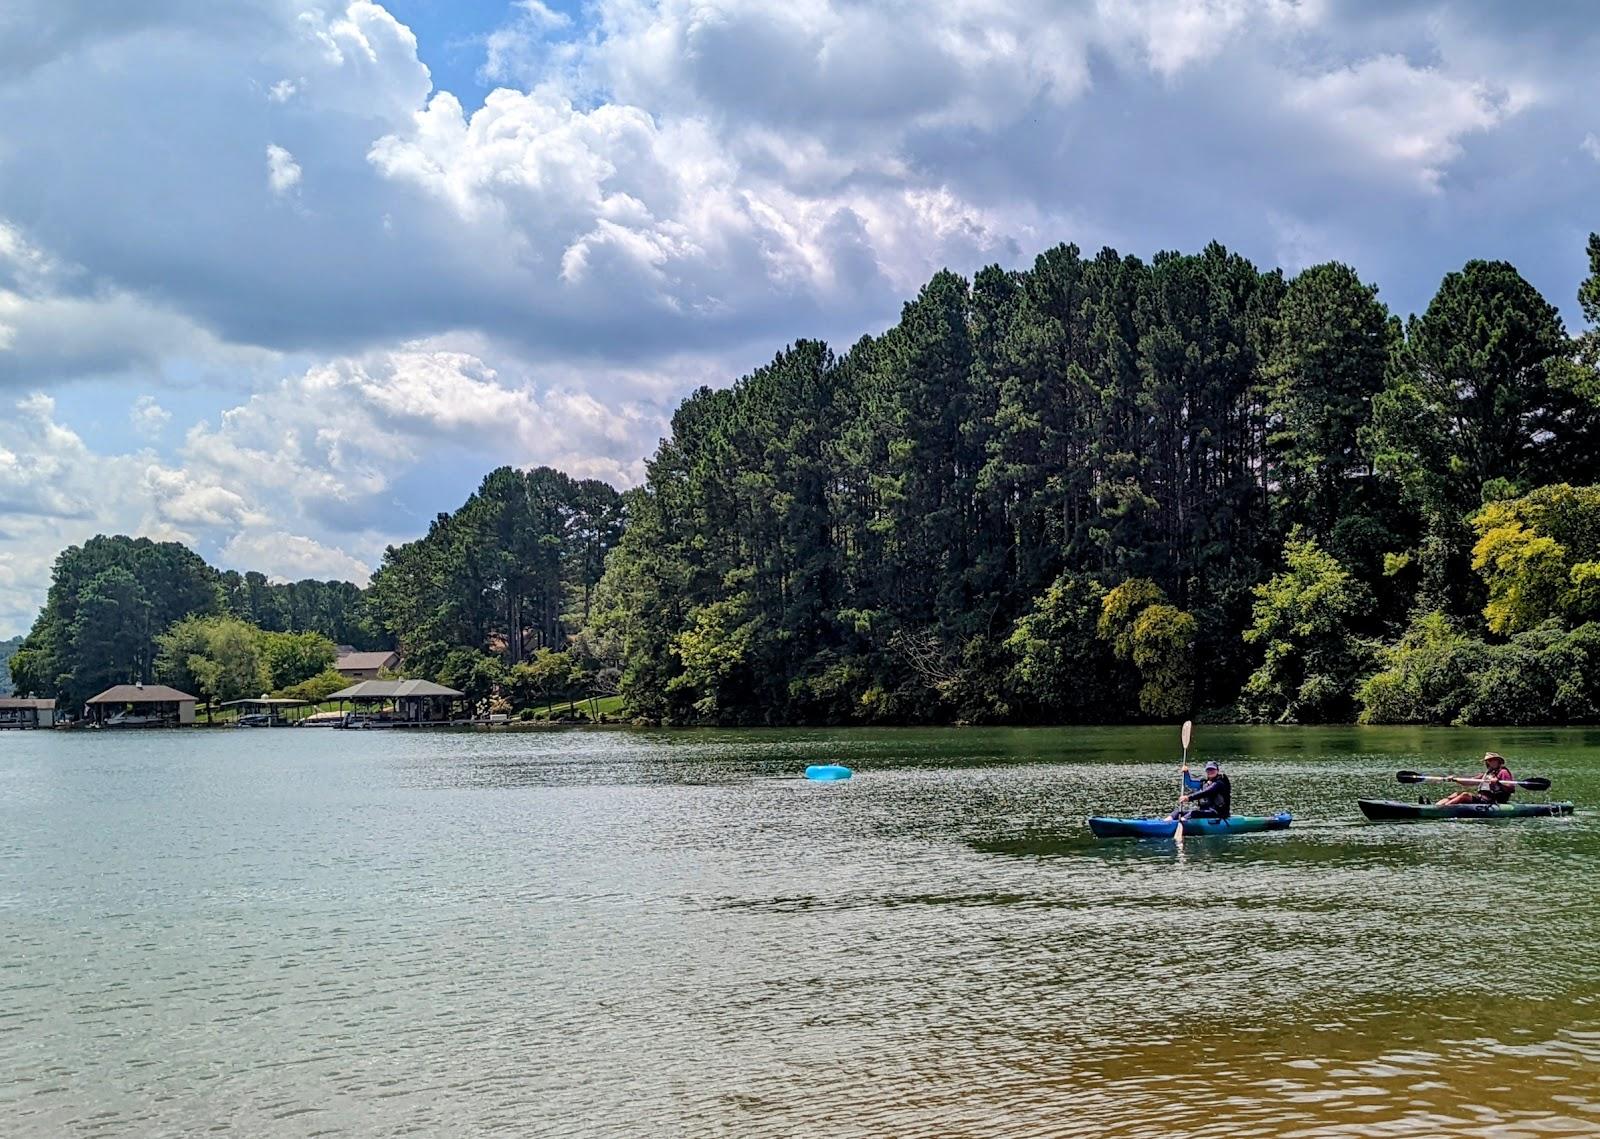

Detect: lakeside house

[335,648,400,681]
[86,684,197,727]
[0,697,56,729]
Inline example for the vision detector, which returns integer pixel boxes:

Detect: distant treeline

[8,536,385,710]
[13,235,1600,725]
[10,468,626,715]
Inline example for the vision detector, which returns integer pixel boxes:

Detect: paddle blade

[1181,720,1193,752]
[1395,769,1552,791]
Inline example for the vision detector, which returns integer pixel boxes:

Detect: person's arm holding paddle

[1437,752,1515,806]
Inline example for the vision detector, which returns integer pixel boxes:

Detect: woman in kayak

[1176,759,1231,820]
[1436,752,1515,807]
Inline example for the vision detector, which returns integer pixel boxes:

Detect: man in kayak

[1436,752,1515,807]
[1176,759,1231,820]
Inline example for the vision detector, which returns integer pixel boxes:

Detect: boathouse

[334,649,400,681]
[325,679,466,726]
[0,697,56,729]
[86,684,198,727]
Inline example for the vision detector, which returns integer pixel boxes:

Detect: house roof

[327,679,464,700]
[0,697,55,709]
[335,650,400,671]
[87,684,197,704]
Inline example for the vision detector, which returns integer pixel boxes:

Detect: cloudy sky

[1,0,1597,636]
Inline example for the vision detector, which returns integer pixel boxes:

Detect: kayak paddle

[1176,720,1193,841]
[1396,770,1551,791]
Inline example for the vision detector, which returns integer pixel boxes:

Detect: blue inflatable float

[805,764,853,781]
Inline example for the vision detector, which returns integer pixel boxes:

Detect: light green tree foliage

[1097,579,1195,717]
[1359,613,1600,725]
[1241,534,1374,722]
[1005,574,1116,720]
[1097,579,1167,661]
[504,648,575,713]
[280,667,349,703]
[155,615,264,706]
[1471,484,1600,634]
[436,648,504,710]
[260,630,336,690]
[668,592,762,720]
[1357,613,1487,724]
[1130,604,1196,718]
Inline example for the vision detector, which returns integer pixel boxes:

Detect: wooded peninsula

[14,235,1600,726]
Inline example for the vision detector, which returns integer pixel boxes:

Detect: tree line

[12,234,1600,726]
[7,536,385,711]
[9,468,627,718]
[590,235,1600,725]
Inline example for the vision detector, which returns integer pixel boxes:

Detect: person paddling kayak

[1435,752,1516,807]
[1175,759,1231,820]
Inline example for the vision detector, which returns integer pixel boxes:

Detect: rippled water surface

[4,725,1600,1137]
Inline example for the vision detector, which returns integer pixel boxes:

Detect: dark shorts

[1179,807,1221,820]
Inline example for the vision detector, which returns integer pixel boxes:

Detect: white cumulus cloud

[131,394,171,436]
[265,143,302,195]
[1,0,1597,636]
[1289,54,1516,191]
[219,530,376,585]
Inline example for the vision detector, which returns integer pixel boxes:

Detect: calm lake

[3,725,1599,1137]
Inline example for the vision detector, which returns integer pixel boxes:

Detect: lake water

[3,725,1599,1137]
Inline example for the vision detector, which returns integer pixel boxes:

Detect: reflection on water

[2,725,1598,1136]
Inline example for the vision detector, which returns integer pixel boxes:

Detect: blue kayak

[805,764,853,781]
[1088,812,1292,839]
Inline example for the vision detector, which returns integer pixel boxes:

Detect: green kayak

[1358,799,1575,822]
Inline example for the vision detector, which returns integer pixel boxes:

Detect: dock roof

[87,684,197,704]
[326,679,464,700]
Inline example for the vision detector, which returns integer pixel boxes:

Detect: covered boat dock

[325,679,467,727]
[86,684,198,727]
[0,697,56,729]
[220,696,310,726]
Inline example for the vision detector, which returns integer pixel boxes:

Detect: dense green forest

[592,234,1600,725]
[12,235,1600,725]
